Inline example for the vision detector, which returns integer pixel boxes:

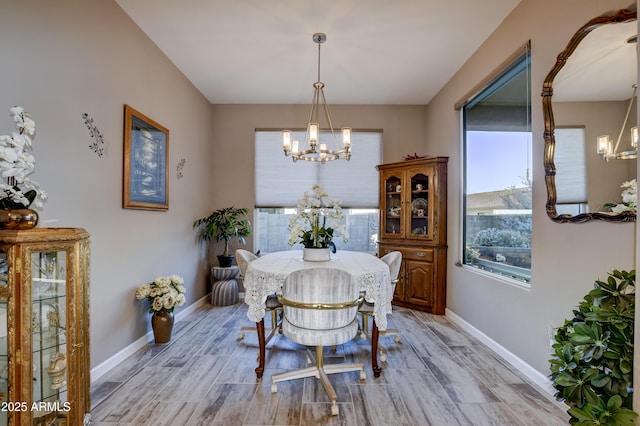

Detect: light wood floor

[90,303,570,425]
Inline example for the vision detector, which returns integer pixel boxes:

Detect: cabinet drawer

[379,246,434,262]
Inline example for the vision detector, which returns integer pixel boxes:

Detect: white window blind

[255,130,382,207]
[554,127,587,204]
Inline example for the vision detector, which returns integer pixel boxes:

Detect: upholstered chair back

[281,268,359,331]
[380,251,402,298]
[235,249,258,276]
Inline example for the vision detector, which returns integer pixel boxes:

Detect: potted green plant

[193,206,252,267]
[549,269,637,426]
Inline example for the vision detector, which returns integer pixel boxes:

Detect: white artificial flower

[170,274,184,285]
[0,107,45,209]
[135,275,186,314]
[287,184,349,248]
[0,147,18,163]
[152,297,164,312]
[162,294,176,310]
[175,294,186,306]
[612,204,632,214]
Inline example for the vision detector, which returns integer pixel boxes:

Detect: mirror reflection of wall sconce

[597,84,638,161]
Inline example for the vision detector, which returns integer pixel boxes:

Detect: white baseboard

[90,294,210,383]
[445,308,557,398]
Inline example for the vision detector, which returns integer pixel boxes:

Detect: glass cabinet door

[0,251,7,426]
[0,228,90,425]
[408,169,432,240]
[31,250,68,422]
[382,173,404,238]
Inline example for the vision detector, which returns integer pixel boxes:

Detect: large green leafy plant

[549,269,637,425]
[193,206,252,257]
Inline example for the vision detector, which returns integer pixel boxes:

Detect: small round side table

[211,266,240,306]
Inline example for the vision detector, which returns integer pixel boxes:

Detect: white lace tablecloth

[244,250,392,331]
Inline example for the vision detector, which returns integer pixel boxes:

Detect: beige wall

[0,0,429,370]
[0,1,216,367]
[209,104,428,253]
[425,0,636,376]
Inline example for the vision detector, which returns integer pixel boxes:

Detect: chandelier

[596,84,638,161]
[282,33,351,164]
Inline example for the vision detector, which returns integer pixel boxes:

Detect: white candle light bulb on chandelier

[597,84,638,161]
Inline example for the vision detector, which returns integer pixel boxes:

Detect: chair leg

[315,346,324,368]
[315,346,346,417]
[318,367,337,405]
[272,366,319,385]
[238,308,283,343]
[271,344,365,416]
[360,314,370,339]
[359,312,401,363]
[323,363,366,381]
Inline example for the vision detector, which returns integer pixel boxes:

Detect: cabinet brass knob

[416,252,426,257]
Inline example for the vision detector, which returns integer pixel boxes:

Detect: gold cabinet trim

[0,228,90,425]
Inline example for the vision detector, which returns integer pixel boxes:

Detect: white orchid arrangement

[288,184,349,249]
[135,275,186,314]
[605,179,637,214]
[0,107,46,209]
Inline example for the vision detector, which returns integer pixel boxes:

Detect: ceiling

[115,0,522,105]
[553,19,637,102]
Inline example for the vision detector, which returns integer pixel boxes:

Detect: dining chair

[358,251,402,362]
[271,268,366,416]
[235,249,283,343]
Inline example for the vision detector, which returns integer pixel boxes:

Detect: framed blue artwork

[123,105,169,210]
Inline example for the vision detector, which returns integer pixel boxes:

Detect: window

[254,130,382,253]
[461,44,532,284]
[554,127,588,215]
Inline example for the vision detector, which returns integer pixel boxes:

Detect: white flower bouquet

[288,184,349,248]
[0,107,46,210]
[135,275,186,314]
[605,179,637,214]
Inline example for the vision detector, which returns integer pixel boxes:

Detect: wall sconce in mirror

[596,84,637,161]
[542,8,637,223]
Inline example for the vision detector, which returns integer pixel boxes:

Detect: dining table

[243,249,392,378]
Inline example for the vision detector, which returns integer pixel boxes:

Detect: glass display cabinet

[377,158,448,314]
[0,228,90,425]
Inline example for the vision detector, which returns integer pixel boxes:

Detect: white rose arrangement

[135,275,186,314]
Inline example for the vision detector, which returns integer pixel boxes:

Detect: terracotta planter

[151,311,174,344]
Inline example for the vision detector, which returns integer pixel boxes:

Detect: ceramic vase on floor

[151,311,174,344]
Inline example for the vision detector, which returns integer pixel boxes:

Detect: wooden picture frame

[123,105,169,210]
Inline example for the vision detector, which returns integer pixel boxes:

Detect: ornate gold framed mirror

[543,8,637,223]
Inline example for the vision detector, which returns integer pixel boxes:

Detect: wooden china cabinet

[377,157,448,314]
[0,228,90,425]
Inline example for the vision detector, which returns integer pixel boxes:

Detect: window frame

[458,42,532,286]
